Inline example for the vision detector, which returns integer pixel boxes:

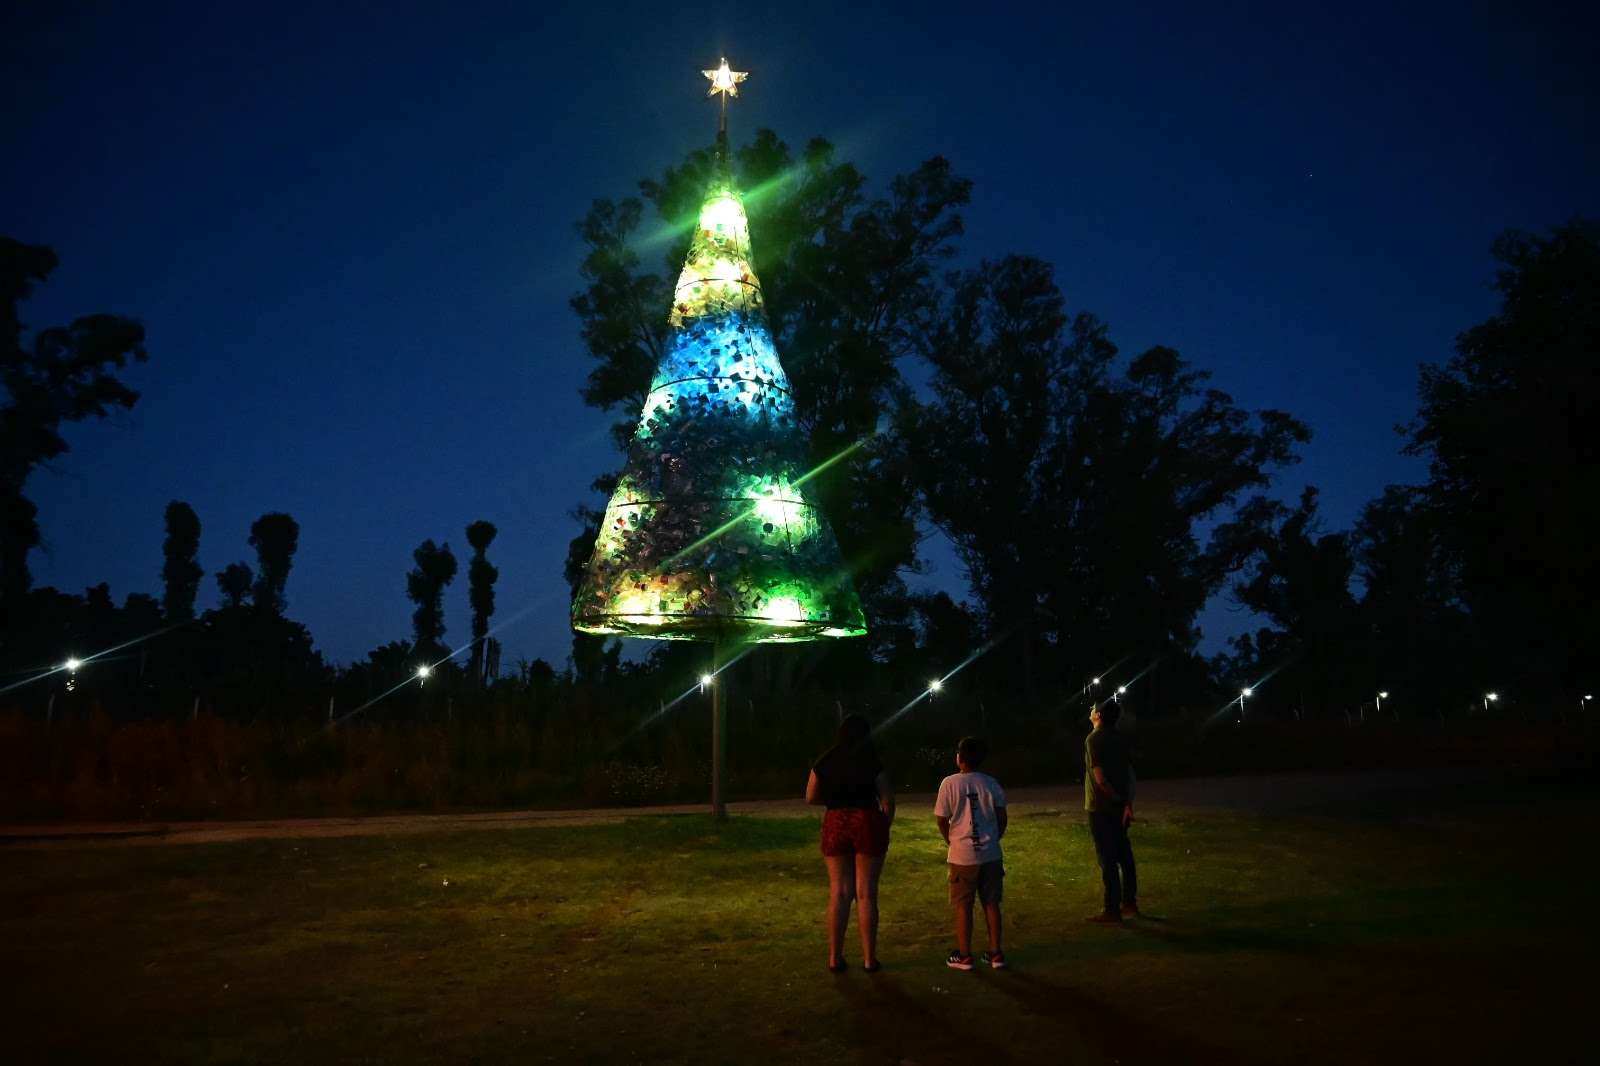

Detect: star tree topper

[702,57,749,98]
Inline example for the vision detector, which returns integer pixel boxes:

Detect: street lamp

[1580,694,1592,713]
[1084,675,1101,700]
[1115,685,1127,703]
[928,678,944,695]
[416,665,432,684]
[63,657,82,672]
[1240,686,1253,719]
[1483,691,1498,713]
[1376,690,1389,716]
[699,673,714,691]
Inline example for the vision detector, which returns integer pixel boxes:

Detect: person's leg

[824,854,854,966]
[981,861,1004,954]
[1088,813,1122,915]
[981,901,1003,954]
[948,865,976,958]
[955,895,974,957]
[1118,822,1137,908]
[853,852,884,967]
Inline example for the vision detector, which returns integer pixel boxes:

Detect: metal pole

[710,639,727,820]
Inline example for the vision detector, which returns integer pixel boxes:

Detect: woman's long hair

[816,713,879,777]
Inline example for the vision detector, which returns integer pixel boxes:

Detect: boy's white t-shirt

[933,771,1006,865]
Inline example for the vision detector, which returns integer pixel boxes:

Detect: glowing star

[702,58,748,98]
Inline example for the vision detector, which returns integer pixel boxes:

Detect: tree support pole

[711,639,727,820]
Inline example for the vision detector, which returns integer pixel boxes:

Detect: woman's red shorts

[820,807,890,858]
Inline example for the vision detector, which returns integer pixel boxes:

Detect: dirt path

[0,767,1507,849]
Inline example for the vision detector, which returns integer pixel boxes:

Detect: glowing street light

[699,673,714,691]
[928,678,944,695]
[1115,684,1128,703]
[1239,686,1253,718]
[416,665,432,684]
[1482,691,1498,713]
[1376,690,1389,716]
[63,657,82,672]
[1581,694,1593,712]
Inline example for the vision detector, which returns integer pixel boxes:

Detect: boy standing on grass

[935,736,1008,971]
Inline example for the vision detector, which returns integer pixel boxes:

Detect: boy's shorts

[948,860,1004,908]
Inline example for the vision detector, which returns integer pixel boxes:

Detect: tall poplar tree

[161,501,203,621]
[465,520,498,686]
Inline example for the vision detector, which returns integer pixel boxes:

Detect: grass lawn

[3,776,1590,1064]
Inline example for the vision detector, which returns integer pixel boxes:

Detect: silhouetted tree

[563,486,618,685]
[465,520,499,687]
[216,562,253,608]
[1223,488,1360,718]
[907,255,1309,693]
[1404,219,1599,696]
[248,513,299,614]
[1352,485,1473,712]
[406,539,457,661]
[1,237,147,601]
[161,501,203,621]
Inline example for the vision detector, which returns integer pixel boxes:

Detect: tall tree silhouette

[406,539,458,661]
[465,520,499,687]
[907,255,1308,692]
[248,513,299,615]
[161,501,203,621]
[1223,487,1360,718]
[1352,485,1472,710]
[216,562,253,609]
[1405,219,1599,696]
[1,237,147,601]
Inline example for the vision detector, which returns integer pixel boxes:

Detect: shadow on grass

[834,972,1000,1064]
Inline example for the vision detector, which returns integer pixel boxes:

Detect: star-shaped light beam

[702,57,749,98]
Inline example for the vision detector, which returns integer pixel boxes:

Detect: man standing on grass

[1084,702,1138,923]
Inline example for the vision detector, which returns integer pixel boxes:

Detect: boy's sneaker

[981,951,1007,970]
[945,950,975,971]
[1121,903,1141,919]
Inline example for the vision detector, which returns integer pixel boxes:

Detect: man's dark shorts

[948,860,1004,908]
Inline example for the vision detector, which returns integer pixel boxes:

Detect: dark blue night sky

[5,1,1595,668]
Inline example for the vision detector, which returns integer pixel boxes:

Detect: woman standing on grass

[806,713,894,973]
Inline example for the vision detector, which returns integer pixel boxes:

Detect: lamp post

[928,678,944,696]
[1482,691,1498,714]
[1115,685,1127,704]
[416,665,431,685]
[1085,676,1101,701]
[1580,694,1592,714]
[63,656,81,694]
[1240,686,1253,720]
[1375,690,1389,720]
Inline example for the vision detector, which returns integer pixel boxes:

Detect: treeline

[1,149,1595,784]
[568,133,1597,722]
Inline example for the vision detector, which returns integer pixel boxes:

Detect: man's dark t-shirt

[1083,727,1131,813]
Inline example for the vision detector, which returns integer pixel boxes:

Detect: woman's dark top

[812,744,883,810]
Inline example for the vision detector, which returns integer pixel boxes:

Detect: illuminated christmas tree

[572,59,866,644]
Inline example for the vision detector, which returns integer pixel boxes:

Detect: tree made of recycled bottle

[572,59,866,646]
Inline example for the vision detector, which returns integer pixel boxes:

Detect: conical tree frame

[572,165,867,644]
